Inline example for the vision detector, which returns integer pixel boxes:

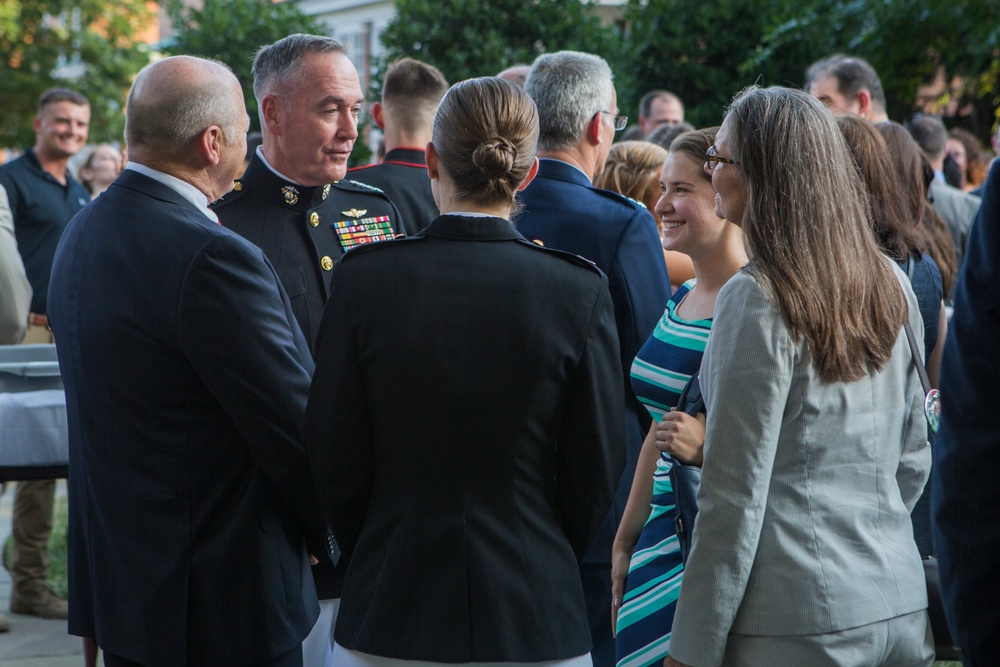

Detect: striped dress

[615,280,711,667]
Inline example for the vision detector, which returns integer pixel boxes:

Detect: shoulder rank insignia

[281,185,299,205]
[332,215,394,251]
[342,208,367,219]
[348,179,385,194]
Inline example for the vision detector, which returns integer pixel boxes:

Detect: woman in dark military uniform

[306,77,626,666]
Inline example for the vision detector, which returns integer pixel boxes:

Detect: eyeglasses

[598,111,629,132]
[705,145,737,170]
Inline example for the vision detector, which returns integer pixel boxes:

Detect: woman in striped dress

[611,128,746,667]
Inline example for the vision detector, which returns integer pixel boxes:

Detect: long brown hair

[836,115,922,260]
[725,87,906,383]
[876,121,957,296]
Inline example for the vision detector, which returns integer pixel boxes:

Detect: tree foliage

[165,0,328,133]
[619,0,1000,138]
[379,0,622,91]
[0,0,153,148]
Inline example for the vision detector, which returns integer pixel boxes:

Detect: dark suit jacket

[305,215,625,662]
[935,159,1000,665]
[516,159,670,563]
[348,147,438,236]
[48,169,327,667]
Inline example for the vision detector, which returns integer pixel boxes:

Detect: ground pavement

[0,481,91,666]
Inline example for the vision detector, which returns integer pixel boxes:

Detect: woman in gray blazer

[663,87,933,667]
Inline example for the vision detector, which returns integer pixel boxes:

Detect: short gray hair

[125,57,244,161]
[252,33,347,125]
[526,51,614,152]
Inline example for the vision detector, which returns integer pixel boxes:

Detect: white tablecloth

[0,390,69,467]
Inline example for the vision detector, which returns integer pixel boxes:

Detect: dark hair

[836,115,921,260]
[876,121,957,295]
[647,122,695,150]
[639,90,682,120]
[432,77,538,208]
[668,128,717,181]
[943,152,963,189]
[805,55,886,111]
[382,58,449,134]
[905,114,948,160]
[948,127,987,188]
[38,88,89,113]
[725,86,905,383]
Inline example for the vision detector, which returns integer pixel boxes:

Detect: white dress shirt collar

[125,162,219,223]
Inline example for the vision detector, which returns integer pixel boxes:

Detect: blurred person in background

[879,121,959,302]
[947,127,987,194]
[0,87,91,623]
[638,91,684,137]
[76,144,122,198]
[838,114,946,559]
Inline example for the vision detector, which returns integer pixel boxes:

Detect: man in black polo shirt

[0,87,90,621]
[348,58,448,236]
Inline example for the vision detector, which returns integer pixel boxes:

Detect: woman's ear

[425,142,439,180]
[517,157,540,192]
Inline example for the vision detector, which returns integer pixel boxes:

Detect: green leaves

[165,0,328,134]
[0,0,152,147]
[379,0,621,90]
[617,0,999,139]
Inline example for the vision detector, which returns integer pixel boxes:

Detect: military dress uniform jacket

[348,147,438,236]
[213,153,403,351]
[305,215,626,662]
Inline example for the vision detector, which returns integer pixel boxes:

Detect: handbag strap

[901,253,932,396]
[904,322,932,396]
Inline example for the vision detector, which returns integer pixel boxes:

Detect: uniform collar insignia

[281,185,299,205]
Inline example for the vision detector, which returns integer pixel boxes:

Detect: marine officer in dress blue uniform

[214,36,401,351]
[212,34,401,667]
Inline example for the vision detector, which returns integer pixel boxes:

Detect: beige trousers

[9,320,58,600]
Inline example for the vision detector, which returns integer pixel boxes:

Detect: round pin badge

[924,388,941,433]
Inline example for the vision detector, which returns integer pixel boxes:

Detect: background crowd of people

[0,29,998,667]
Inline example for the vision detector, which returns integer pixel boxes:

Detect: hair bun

[472,137,517,179]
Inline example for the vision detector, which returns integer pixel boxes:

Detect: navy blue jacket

[48,169,326,666]
[516,158,671,564]
[934,159,1000,665]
